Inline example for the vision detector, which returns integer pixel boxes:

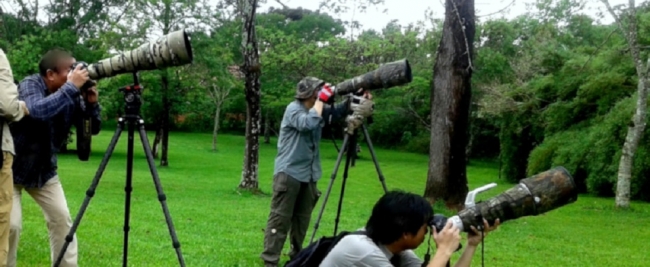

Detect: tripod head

[118,72,144,118]
[344,94,374,136]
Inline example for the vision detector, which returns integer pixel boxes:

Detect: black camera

[428,214,463,252]
[428,214,449,233]
[70,61,97,92]
[70,61,95,161]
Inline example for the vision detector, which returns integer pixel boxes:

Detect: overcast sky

[259,0,632,32]
[0,0,637,36]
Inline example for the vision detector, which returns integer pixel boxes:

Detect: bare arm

[452,244,477,267]
[314,100,324,116]
[453,219,500,267]
[428,250,453,267]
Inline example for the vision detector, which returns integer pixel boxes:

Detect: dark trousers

[261,172,320,264]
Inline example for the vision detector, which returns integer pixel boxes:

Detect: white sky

[0,0,638,39]
[259,0,634,32]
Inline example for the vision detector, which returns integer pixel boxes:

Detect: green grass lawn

[15,128,650,266]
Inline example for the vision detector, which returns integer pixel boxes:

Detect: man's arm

[20,79,79,121]
[286,103,323,132]
[396,250,424,267]
[358,250,403,267]
[428,250,454,267]
[0,49,27,121]
[89,102,102,134]
[453,219,500,267]
[399,248,453,267]
[452,244,477,267]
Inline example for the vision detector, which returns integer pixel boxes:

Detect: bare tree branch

[476,0,515,18]
[274,0,288,9]
[451,0,474,71]
[579,27,617,72]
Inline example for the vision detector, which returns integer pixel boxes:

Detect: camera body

[70,61,97,92]
[428,214,463,252]
[428,214,450,233]
[69,61,96,162]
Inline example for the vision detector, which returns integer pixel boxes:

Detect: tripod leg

[53,119,125,267]
[309,134,350,244]
[361,124,388,193]
[122,121,136,267]
[137,120,186,267]
[333,138,353,236]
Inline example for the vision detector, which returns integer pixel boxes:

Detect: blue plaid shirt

[10,74,102,188]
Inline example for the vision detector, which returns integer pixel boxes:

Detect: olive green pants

[261,172,320,265]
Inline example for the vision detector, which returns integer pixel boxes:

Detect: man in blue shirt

[8,48,102,267]
[260,76,372,267]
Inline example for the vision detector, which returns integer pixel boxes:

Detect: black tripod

[308,122,388,244]
[53,73,185,267]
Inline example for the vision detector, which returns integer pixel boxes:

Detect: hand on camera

[356,88,372,100]
[433,221,461,255]
[318,83,335,103]
[83,86,99,104]
[19,101,29,116]
[467,218,500,247]
[68,64,89,90]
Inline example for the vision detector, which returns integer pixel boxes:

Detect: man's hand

[68,64,89,90]
[467,218,500,247]
[318,83,335,103]
[83,86,99,104]
[19,101,29,116]
[433,221,461,255]
[356,88,372,100]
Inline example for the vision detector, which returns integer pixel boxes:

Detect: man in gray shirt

[260,77,371,267]
[320,191,500,267]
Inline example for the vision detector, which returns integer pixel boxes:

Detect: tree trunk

[152,126,162,158]
[237,0,262,191]
[424,0,475,211]
[213,102,222,151]
[264,112,271,144]
[160,73,170,166]
[616,58,649,208]
[601,0,649,209]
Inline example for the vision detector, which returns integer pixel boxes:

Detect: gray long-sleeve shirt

[320,228,423,267]
[274,99,350,182]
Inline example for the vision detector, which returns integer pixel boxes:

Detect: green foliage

[528,96,650,201]
[7,0,650,202]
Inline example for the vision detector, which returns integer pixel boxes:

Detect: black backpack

[284,230,366,267]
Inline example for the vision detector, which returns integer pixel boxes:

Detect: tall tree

[424,0,475,210]
[600,0,649,209]
[237,0,262,191]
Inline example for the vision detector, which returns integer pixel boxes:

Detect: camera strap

[421,234,432,267]
[477,215,486,267]
[328,101,340,153]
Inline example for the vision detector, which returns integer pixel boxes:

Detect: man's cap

[296,76,325,100]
